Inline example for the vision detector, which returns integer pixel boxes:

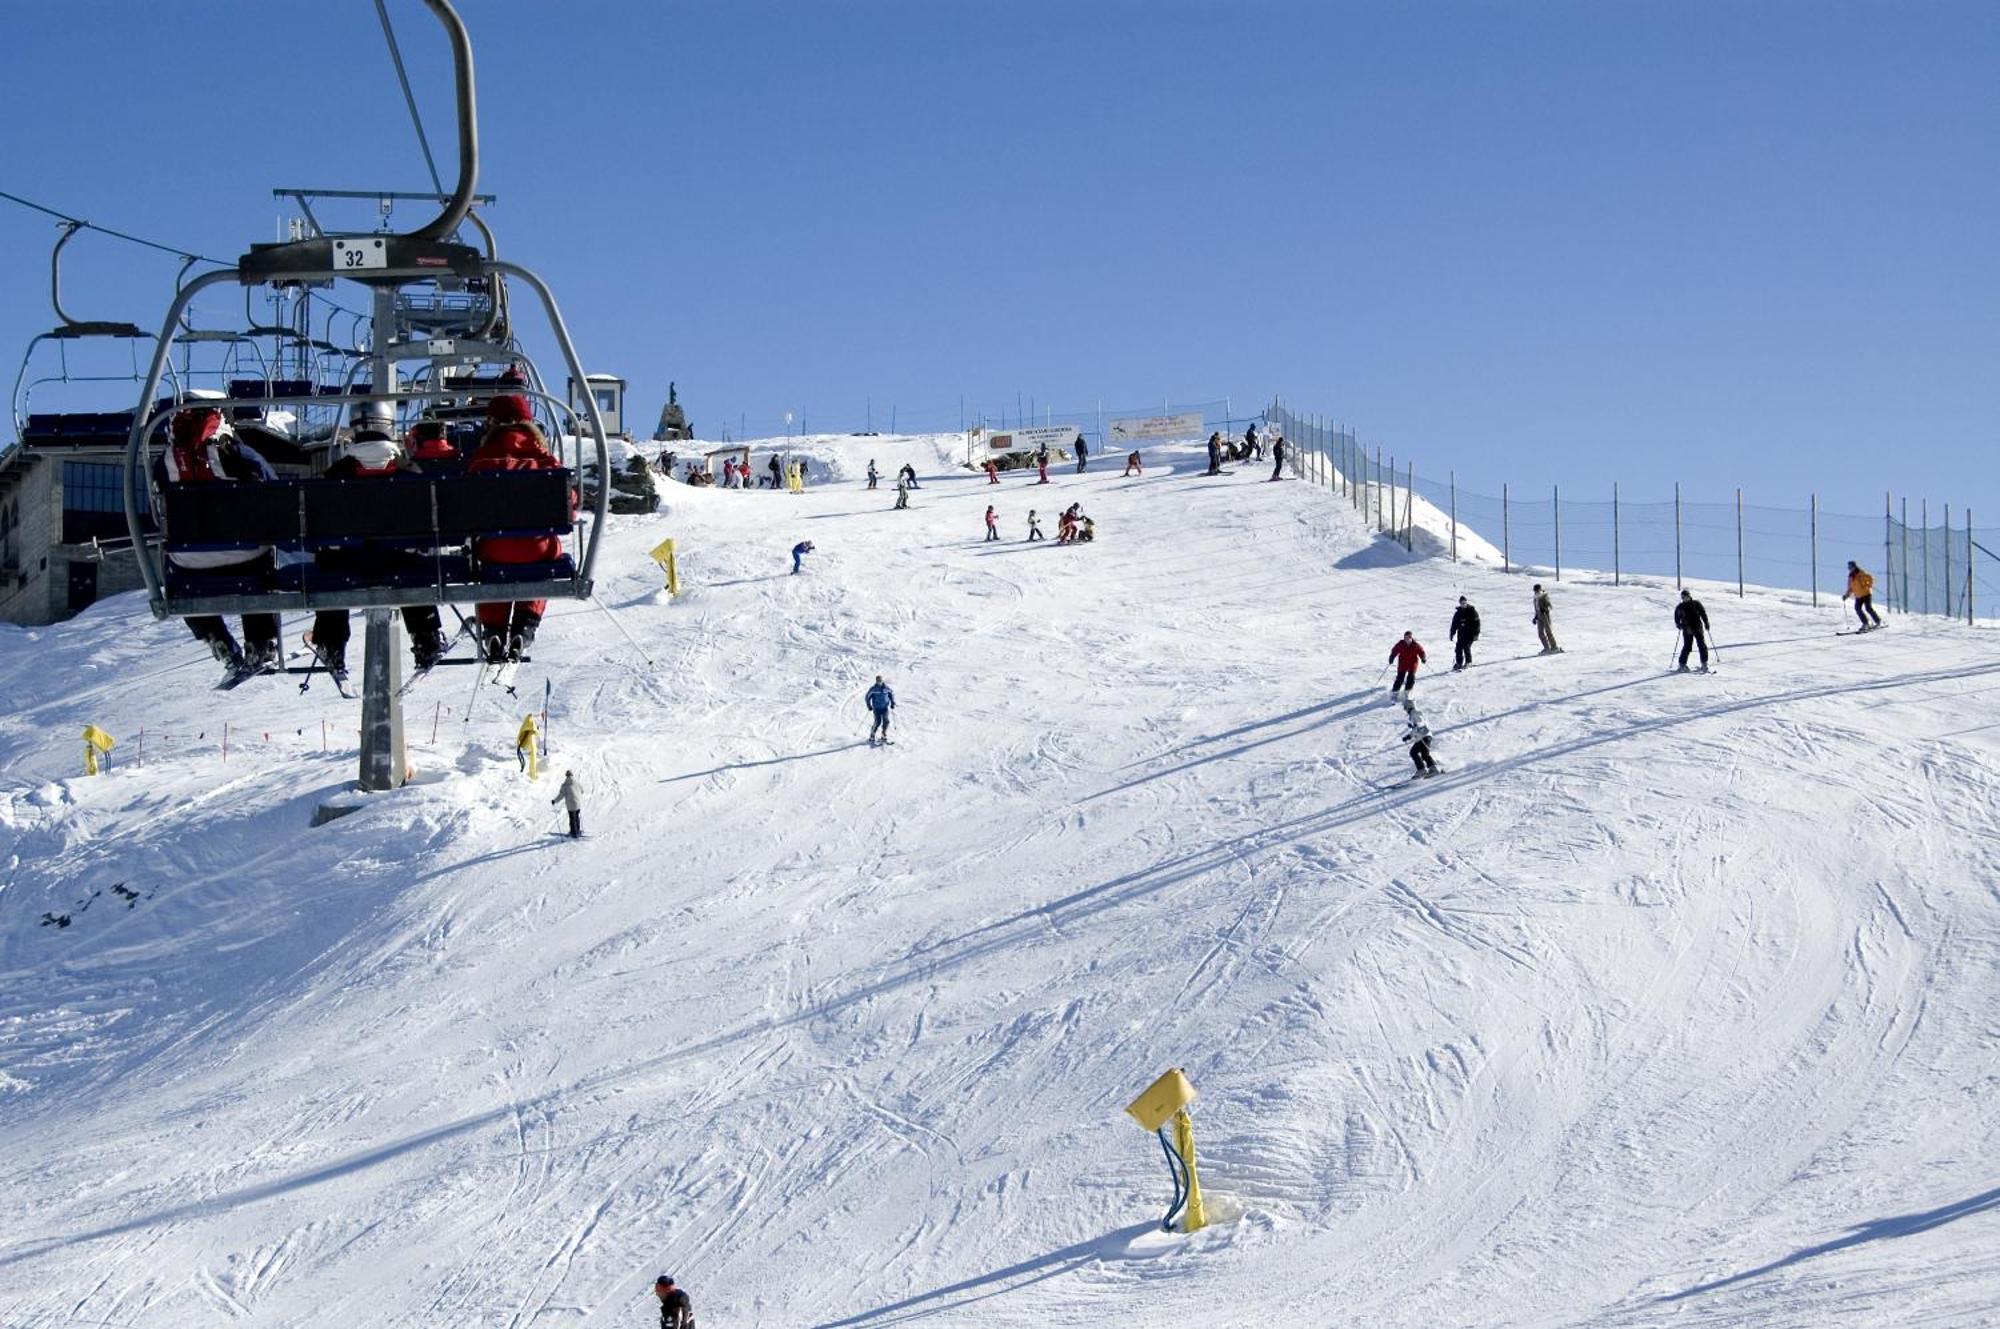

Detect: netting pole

[1387,453,1395,533]
[1736,487,1744,598]
[1922,498,1930,614]
[1901,496,1909,612]
[1376,446,1384,531]
[1968,510,1975,624]
[1503,482,1511,574]
[1884,491,1893,613]
[1450,470,1458,562]
[1945,504,1952,620]
[1810,492,1818,608]
[1613,481,1621,585]
[1674,480,1682,590]
[1407,462,1415,549]
[1554,483,1562,581]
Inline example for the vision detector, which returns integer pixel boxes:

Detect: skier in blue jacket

[865,675,895,745]
[792,540,815,574]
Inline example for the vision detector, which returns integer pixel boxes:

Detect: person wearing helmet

[652,1274,693,1328]
[467,392,568,663]
[305,403,450,679]
[1844,560,1883,631]
[155,405,284,678]
[1400,697,1439,778]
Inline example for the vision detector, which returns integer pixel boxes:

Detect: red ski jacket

[1389,639,1427,671]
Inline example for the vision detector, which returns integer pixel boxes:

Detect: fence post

[1406,461,1415,550]
[1810,492,1818,608]
[1554,484,1561,582]
[1387,453,1394,534]
[1922,498,1930,613]
[1945,504,1952,620]
[1450,470,1458,562]
[1674,481,1682,590]
[1736,487,1744,598]
[1503,482,1511,574]
[1376,446,1384,531]
[1968,509,1975,624]
[1884,490,1893,614]
[1901,496,1909,612]
[1613,482,1621,585]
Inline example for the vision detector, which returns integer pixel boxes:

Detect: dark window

[61,461,151,544]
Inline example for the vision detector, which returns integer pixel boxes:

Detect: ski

[396,620,474,697]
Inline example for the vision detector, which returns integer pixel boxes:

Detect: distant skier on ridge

[1673,589,1712,671]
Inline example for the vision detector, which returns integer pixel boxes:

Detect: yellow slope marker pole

[1125,1067,1207,1232]
[649,537,680,598]
[83,724,115,776]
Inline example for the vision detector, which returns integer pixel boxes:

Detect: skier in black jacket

[653,1275,694,1327]
[1448,597,1481,670]
[1268,436,1287,480]
[1673,589,1711,672]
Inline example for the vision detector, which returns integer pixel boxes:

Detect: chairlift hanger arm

[49,222,144,337]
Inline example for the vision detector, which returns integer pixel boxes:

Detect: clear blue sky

[2,1,1993,517]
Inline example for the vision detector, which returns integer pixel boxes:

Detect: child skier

[984,505,999,542]
[1027,510,1045,542]
[792,540,815,574]
[1400,698,1439,779]
[894,475,911,510]
[866,459,879,489]
[986,459,1000,485]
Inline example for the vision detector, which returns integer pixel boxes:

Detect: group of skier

[1204,424,1287,481]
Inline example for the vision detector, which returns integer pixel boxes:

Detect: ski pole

[590,596,657,668]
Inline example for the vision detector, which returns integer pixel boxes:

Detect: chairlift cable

[0,186,224,266]
[373,0,448,198]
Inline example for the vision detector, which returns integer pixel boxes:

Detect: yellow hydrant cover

[516,714,540,749]
[1126,1067,1196,1133]
[83,724,116,753]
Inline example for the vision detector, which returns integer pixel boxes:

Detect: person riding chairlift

[157,405,283,675]
[307,402,451,678]
[468,390,569,663]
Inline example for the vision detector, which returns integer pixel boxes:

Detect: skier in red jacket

[1388,631,1427,695]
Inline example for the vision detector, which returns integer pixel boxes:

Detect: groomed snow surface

[3,435,1998,1327]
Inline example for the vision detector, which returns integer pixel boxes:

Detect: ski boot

[244,639,284,674]
[412,630,449,673]
[314,642,349,681]
[482,628,509,664]
[507,623,537,663]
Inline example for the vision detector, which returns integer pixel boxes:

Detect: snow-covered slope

[2,434,1998,1327]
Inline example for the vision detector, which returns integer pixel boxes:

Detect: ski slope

[2,435,1998,1327]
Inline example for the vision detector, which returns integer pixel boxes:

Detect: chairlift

[119,0,611,796]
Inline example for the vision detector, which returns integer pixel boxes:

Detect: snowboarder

[985,459,1000,485]
[1074,433,1089,473]
[791,540,815,574]
[551,769,582,838]
[1532,584,1561,654]
[1268,435,1287,481]
[894,475,911,509]
[865,675,895,745]
[157,406,284,679]
[1388,631,1426,694]
[866,459,879,489]
[1449,596,1480,670]
[1401,698,1439,778]
[1027,510,1044,542]
[654,1275,694,1328]
[1124,450,1142,477]
[1205,432,1223,476]
[1844,561,1883,631]
[1673,588,1711,671]
[984,505,999,542]
[1035,447,1050,484]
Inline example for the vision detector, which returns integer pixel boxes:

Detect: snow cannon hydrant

[649,537,680,597]
[1127,1067,1206,1232]
[516,714,541,779]
[82,724,115,776]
